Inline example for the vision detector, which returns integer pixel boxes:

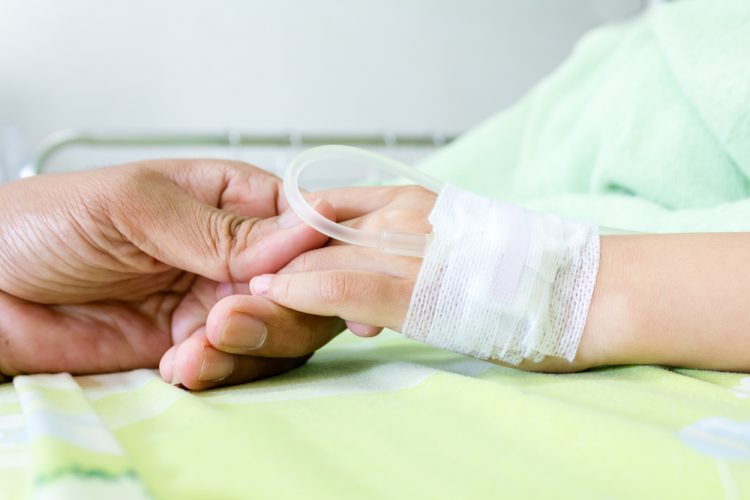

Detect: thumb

[116,180,334,282]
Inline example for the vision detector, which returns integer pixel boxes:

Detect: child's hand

[246,185,598,374]
[248,185,436,336]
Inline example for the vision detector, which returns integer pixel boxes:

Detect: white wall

[0,0,643,175]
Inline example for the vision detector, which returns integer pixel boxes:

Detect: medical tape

[401,184,600,365]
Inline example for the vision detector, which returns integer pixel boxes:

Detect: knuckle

[362,207,429,233]
[117,166,166,201]
[317,272,351,305]
[383,184,429,202]
[287,250,315,273]
[207,212,260,280]
[272,274,292,302]
[105,167,159,217]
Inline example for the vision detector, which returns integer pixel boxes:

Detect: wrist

[575,236,640,368]
[402,185,600,367]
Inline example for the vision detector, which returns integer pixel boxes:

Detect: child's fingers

[250,271,413,330]
[316,186,400,220]
[318,185,435,223]
[281,245,420,278]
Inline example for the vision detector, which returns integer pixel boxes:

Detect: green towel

[1,1,749,498]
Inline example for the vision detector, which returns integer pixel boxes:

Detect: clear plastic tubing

[283,145,443,257]
[283,145,634,258]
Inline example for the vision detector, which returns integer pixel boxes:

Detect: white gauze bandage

[402,184,600,365]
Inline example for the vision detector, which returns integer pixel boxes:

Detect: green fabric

[424,0,750,232]
[1,1,749,498]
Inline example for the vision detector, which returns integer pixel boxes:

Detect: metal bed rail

[26,130,457,176]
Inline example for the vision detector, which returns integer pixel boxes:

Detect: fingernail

[220,313,268,351]
[160,346,180,385]
[250,275,272,295]
[171,365,182,386]
[199,348,236,382]
[277,210,303,229]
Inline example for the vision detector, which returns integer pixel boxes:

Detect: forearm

[577,233,750,371]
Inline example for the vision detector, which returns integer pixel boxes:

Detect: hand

[244,184,598,373]
[247,185,434,334]
[0,159,346,389]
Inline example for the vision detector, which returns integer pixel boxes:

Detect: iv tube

[283,145,443,258]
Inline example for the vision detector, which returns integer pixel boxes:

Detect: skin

[0,159,349,390]
[244,185,750,374]
[2,168,748,388]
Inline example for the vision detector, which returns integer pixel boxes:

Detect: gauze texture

[402,184,600,365]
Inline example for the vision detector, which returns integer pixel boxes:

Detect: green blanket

[1,1,749,498]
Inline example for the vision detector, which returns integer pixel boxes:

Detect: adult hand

[0,159,345,389]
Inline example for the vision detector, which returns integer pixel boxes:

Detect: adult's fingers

[249,271,412,330]
[170,276,222,345]
[204,295,344,357]
[160,328,313,391]
[0,291,171,376]
[111,172,334,282]
[149,158,322,220]
[138,158,284,217]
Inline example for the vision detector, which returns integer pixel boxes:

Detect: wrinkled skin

[0,159,344,389]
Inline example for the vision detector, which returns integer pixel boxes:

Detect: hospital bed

[1,127,747,500]
[4,0,750,493]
